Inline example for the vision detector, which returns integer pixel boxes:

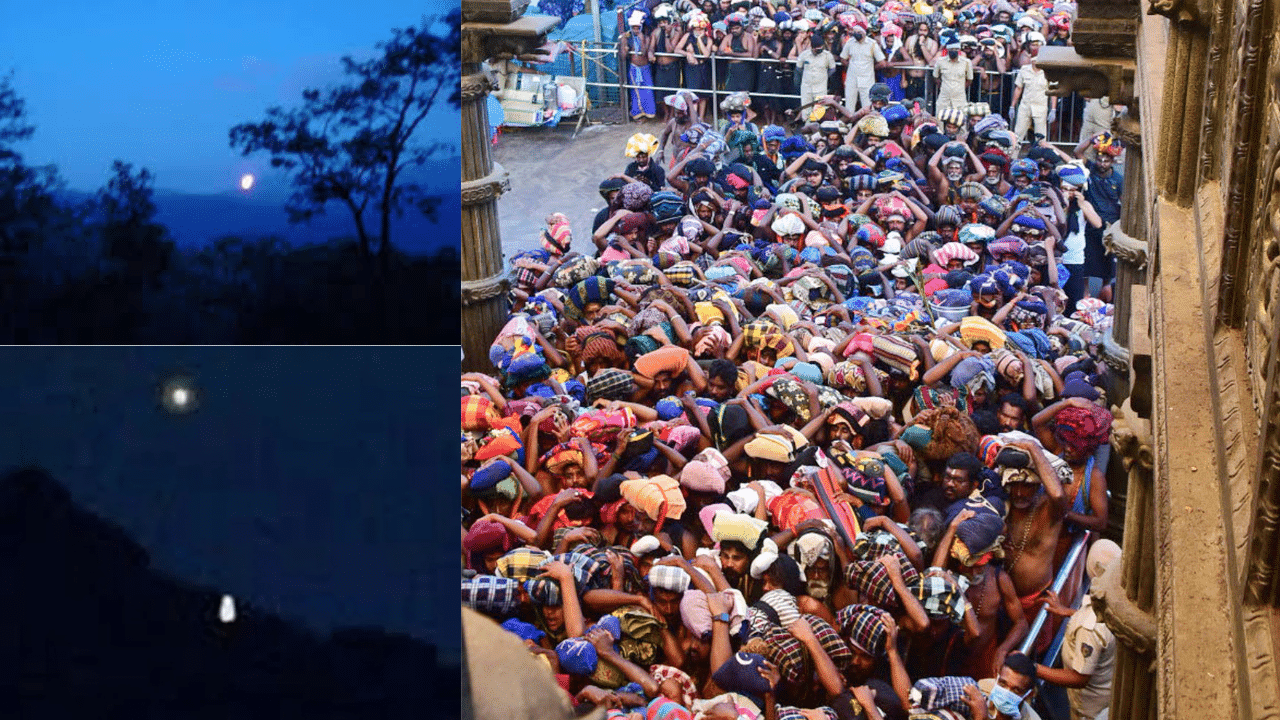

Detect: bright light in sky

[160,374,199,414]
[220,594,236,623]
[239,173,255,191]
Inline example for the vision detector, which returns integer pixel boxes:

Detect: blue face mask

[988,684,1029,718]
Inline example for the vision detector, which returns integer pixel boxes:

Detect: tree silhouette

[97,160,174,287]
[228,12,460,274]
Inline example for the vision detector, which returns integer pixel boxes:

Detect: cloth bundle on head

[680,457,727,494]
[626,133,660,158]
[621,475,687,528]
[790,531,834,571]
[464,520,512,570]
[556,637,599,675]
[993,350,1025,384]
[871,334,921,379]
[651,665,699,709]
[848,553,921,610]
[950,355,996,392]
[988,235,1028,259]
[651,191,685,224]
[1054,404,1114,454]
[743,425,808,463]
[635,345,690,379]
[912,567,971,625]
[646,698,695,720]
[710,403,753,450]
[542,213,573,255]
[712,512,770,551]
[911,676,981,715]
[765,376,814,422]
[474,426,523,462]
[933,242,980,266]
[767,489,825,533]
[469,459,513,494]
[649,564,693,593]
[712,652,773,698]
[836,604,892,657]
[579,328,627,369]
[587,368,636,403]
[725,480,783,515]
[496,547,553,582]
[620,181,654,211]
[680,589,747,638]
[461,394,501,432]
[1061,372,1101,400]
[945,496,1006,566]
[771,213,805,237]
[523,576,563,606]
[461,575,522,616]
[959,315,1007,349]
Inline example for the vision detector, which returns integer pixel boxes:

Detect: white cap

[629,10,646,25]
[1026,31,1046,44]
[758,18,777,28]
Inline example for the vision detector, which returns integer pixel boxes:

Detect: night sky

[1,0,458,195]
[0,347,456,655]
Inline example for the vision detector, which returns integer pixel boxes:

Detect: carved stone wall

[1216,0,1275,328]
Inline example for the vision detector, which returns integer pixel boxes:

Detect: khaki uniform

[1013,64,1049,141]
[839,38,885,112]
[797,48,838,109]
[1061,595,1116,720]
[933,55,973,114]
[1079,99,1116,145]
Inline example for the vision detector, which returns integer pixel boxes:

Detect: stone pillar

[460,65,511,371]
[460,8,557,370]
[1100,407,1158,720]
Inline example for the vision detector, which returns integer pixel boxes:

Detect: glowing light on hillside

[240,173,255,191]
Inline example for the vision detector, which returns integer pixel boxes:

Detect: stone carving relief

[1146,0,1211,27]
[1244,66,1280,418]
[1217,0,1270,326]
[1245,61,1280,608]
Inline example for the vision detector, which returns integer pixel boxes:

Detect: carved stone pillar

[1150,0,1210,207]
[1101,405,1159,720]
[460,10,559,370]
[461,66,511,371]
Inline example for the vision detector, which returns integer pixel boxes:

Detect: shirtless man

[999,439,1068,631]
[933,508,1028,679]
[1032,397,1109,535]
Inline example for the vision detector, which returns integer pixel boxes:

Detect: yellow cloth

[959,315,1007,350]
[625,133,660,157]
[620,474,687,521]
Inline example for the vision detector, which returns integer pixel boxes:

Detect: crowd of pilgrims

[462,61,1127,720]
[616,0,1100,146]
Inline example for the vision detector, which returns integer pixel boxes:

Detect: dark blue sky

[2,0,458,195]
[0,347,456,657]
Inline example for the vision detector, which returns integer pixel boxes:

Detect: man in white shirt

[839,25,885,112]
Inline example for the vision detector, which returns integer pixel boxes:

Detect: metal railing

[582,41,1088,146]
[1018,530,1091,660]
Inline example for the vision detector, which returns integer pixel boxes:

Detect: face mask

[988,684,1029,719]
[948,50,959,59]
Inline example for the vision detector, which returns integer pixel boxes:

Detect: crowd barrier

[532,36,1089,149]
